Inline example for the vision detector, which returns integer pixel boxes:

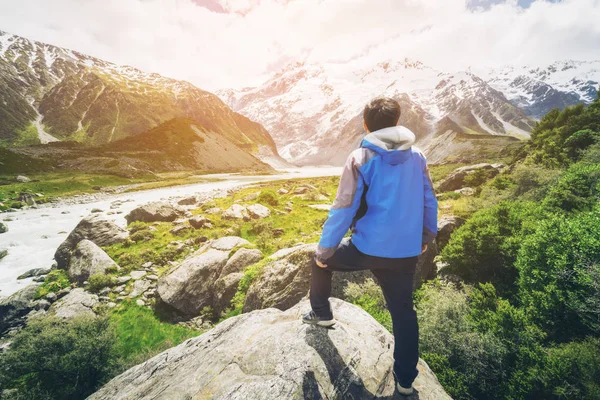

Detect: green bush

[36,269,70,298]
[87,273,117,293]
[517,208,600,342]
[440,201,541,298]
[257,190,279,206]
[416,282,506,400]
[130,228,155,242]
[464,168,494,187]
[542,162,600,213]
[344,279,391,332]
[0,315,118,400]
[531,338,600,399]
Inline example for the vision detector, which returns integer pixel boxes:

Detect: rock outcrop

[157,238,257,316]
[0,284,41,335]
[67,240,118,284]
[437,163,505,192]
[54,215,128,269]
[436,216,466,251]
[243,243,372,313]
[89,299,451,400]
[48,288,98,319]
[125,202,184,224]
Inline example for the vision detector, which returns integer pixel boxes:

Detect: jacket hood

[361,126,416,165]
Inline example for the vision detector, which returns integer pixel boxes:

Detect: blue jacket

[317,125,438,260]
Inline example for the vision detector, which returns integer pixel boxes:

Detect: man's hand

[316,259,328,268]
[421,244,428,254]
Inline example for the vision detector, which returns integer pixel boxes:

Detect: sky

[0,0,598,91]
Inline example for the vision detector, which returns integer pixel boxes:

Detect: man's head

[363,97,401,133]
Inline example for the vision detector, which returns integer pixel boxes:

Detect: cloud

[0,0,598,90]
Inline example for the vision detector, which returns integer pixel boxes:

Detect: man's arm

[316,151,367,262]
[422,160,438,246]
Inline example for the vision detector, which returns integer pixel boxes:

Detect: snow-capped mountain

[475,60,600,119]
[219,59,599,166]
[0,30,284,166]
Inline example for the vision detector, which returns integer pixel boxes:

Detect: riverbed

[0,167,342,297]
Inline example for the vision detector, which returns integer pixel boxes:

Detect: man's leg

[371,258,419,389]
[309,240,373,320]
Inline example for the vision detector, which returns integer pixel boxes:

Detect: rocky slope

[219,59,600,165]
[0,30,285,167]
[89,299,451,400]
[5,118,273,175]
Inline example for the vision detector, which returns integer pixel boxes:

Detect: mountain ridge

[219,58,600,165]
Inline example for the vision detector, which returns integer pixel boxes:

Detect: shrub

[516,208,600,342]
[440,201,541,298]
[464,168,494,187]
[510,163,561,200]
[344,279,391,332]
[437,191,462,201]
[0,315,118,400]
[36,269,70,298]
[87,273,117,293]
[130,228,155,242]
[542,162,600,213]
[416,282,506,400]
[257,190,279,206]
[531,338,600,399]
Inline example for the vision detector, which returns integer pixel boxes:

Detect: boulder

[415,241,439,289]
[210,236,251,252]
[170,225,191,236]
[16,175,30,183]
[67,240,118,284]
[436,216,466,251]
[0,222,7,233]
[277,188,289,195]
[220,248,263,277]
[17,267,51,280]
[49,288,98,319]
[222,204,249,220]
[0,284,41,335]
[129,280,152,298]
[188,216,210,229]
[213,272,244,314]
[437,163,504,192]
[89,299,451,400]
[125,202,184,224]
[54,215,128,269]
[157,249,229,315]
[130,270,147,280]
[454,187,475,196]
[177,196,197,206]
[247,204,271,219]
[243,244,371,313]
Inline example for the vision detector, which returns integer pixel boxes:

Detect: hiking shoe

[301,310,336,327]
[396,382,414,396]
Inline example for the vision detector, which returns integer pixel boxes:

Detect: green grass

[35,270,70,299]
[109,301,201,367]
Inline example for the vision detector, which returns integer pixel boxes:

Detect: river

[0,167,342,297]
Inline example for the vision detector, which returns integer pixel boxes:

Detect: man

[302,97,438,395]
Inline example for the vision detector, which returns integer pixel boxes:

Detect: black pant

[309,240,419,388]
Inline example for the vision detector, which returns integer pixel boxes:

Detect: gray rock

[243,191,261,201]
[49,288,98,319]
[221,248,263,277]
[222,204,249,220]
[136,299,146,307]
[243,243,371,313]
[117,276,131,284]
[454,187,475,196]
[129,280,152,298]
[212,272,244,314]
[16,175,30,183]
[89,299,451,400]
[177,196,197,206]
[36,299,51,311]
[0,284,41,334]
[67,240,118,284]
[0,249,7,260]
[210,236,251,252]
[91,208,103,213]
[415,241,439,289]
[125,202,184,224]
[46,292,58,302]
[308,204,331,211]
[189,216,210,229]
[205,207,222,214]
[277,188,289,195]
[437,163,504,192]
[436,216,466,251]
[170,225,191,236]
[246,203,271,219]
[0,222,7,234]
[157,249,229,315]
[130,270,147,280]
[17,267,51,280]
[54,215,128,269]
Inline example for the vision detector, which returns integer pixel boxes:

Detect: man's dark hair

[363,97,401,132]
